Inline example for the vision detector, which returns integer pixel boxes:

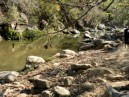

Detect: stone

[54,86,70,96]
[110,81,129,88]
[10,13,28,32]
[95,78,107,83]
[97,24,105,30]
[61,49,77,56]
[26,56,45,65]
[0,71,19,83]
[71,64,92,71]
[79,42,94,51]
[122,66,129,73]
[63,76,74,86]
[70,29,80,34]
[106,74,124,81]
[84,32,92,38]
[95,40,116,49]
[91,62,99,67]
[60,54,71,58]
[29,78,50,89]
[0,36,3,41]
[41,90,54,97]
[2,88,12,96]
[55,49,77,58]
[103,44,114,51]
[17,93,28,97]
[81,82,94,90]
[86,67,113,78]
[20,13,28,24]
[5,74,16,82]
[93,39,103,47]
[82,39,92,43]
[103,83,129,97]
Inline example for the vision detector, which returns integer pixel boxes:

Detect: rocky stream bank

[0,25,129,97]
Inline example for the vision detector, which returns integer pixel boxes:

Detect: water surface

[0,34,81,71]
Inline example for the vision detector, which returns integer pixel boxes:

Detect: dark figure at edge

[124,26,129,48]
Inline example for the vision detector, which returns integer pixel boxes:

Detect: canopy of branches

[0,0,129,28]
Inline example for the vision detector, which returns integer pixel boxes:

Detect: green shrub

[23,30,43,40]
[7,29,22,40]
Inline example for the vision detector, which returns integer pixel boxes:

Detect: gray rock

[10,13,28,32]
[95,78,107,83]
[82,39,92,43]
[79,42,94,51]
[0,71,19,82]
[103,83,129,97]
[0,36,3,41]
[26,56,45,65]
[81,82,94,90]
[61,49,77,56]
[73,29,80,34]
[89,28,96,32]
[29,78,50,89]
[60,54,71,58]
[55,49,77,58]
[110,81,129,89]
[63,76,74,86]
[41,90,54,97]
[93,39,103,47]
[6,74,16,82]
[86,67,113,78]
[106,74,124,81]
[103,44,115,52]
[122,66,129,73]
[96,40,117,49]
[71,64,92,71]
[97,24,105,30]
[84,31,92,38]
[54,86,70,96]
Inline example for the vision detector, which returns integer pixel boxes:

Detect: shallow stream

[0,34,82,71]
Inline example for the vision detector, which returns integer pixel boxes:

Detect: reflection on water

[0,34,82,71]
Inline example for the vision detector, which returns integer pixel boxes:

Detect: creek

[0,34,82,71]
